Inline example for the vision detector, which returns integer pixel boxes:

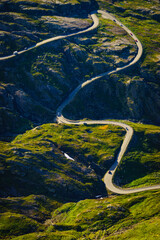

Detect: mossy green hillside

[61,2,160,124]
[114,121,160,188]
[0,212,41,239]
[1,120,159,201]
[0,0,95,56]
[63,68,160,125]
[0,194,61,239]
[0,1,160,239]
[0,123,125,200]
[1,0,159,133]
[12,123,124,165]
[0,194,61,222]
[0,0,97,135]
[98,0,160,73]
[48,190,160,239]
[3,190,159,240]
[118,15,160,70]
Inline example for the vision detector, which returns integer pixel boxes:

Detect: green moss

[0,190,159,239]
[0,1,160,239]
[10,231,80,240]
[0,123,125,202]
[12,123,124,165]
[44,190,160,239]
[114,121,160,188]
[0,212,41,238]
[106,217,160,240]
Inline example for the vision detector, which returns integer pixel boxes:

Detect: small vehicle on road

[108,171,112,175]
[95,195,102,199]
[130,33,133,36]
[13,51,18,55]
[116,67,121,71]
[126,127,128,131]
[135,39,138,42]
[113,19,116,22]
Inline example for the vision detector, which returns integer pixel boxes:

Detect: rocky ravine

[64,74,160,124]
[0,0,160,138]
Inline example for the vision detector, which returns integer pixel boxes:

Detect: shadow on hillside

[54,0,99,18]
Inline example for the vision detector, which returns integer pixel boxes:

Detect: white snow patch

[64,153,75,161]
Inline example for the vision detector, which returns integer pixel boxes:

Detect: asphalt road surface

[56,10,160,194]
[1,9,159,194]
[0,13,99,61]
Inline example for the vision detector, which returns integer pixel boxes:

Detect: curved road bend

[0,13,99,61]
[0,9,159,194]
[56,10,160,194]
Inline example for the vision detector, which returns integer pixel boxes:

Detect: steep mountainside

[64,0,160,123]
[0,1,160,240]
[0,0,160,137]
[0,189,159,239]
[0,123,126,201]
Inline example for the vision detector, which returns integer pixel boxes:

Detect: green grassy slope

[1,190,159,240]
[114,121,160,188]
[0,0,97,135]
[97,0,160,73]
[0,123,124,201]
[0,0,160,239]
[0,121,160,239]
[64,0,160,123]
[0,194,60,240]
[2,0,159,135]
[47,190,160,240]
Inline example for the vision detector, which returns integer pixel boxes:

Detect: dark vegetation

[0,190,159,239]
[0,0,160,137]
[0,121,160,239]
[64,0,160,124]
[0,123,125,200]
[0,0,160,239]
[114,121,160,188]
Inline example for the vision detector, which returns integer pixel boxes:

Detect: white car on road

[13,51,18,55]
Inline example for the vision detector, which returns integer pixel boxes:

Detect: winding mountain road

[1,9,159,194]
[56,10,160,194]
[0,13,99,61]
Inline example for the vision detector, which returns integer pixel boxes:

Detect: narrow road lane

[56,10,160,194]
[1,9,159,194]
[0,13,99,61]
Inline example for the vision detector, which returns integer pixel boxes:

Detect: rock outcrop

[0,0,160,137]
[64,75,160,124]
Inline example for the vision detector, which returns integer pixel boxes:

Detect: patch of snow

[64,153,75,161]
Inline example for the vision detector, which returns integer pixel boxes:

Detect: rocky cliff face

[0,123,112,201]
[64,74,160,124]
[0,0,96,135]
[0,0,160,137]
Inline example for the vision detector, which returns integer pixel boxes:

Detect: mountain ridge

[0,1,160,239]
